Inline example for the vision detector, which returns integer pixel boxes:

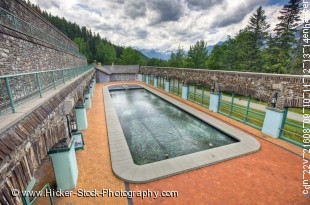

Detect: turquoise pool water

[110,89,238,165]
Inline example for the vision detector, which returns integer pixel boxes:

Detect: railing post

[36,73,43,97]
[13,15,17,29]
[218,92,222,112]
[201,87,204,105]
[229,92,235,116]
[69,69,72,81]
[5,78,15,113]
[52,71,56,89]
[62,69,65,84]
[194,83,196,101]
[244,96,251,122]
[177,80,180,95]
[279,107,288,137]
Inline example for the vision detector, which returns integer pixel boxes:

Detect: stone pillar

[85,91,91,109]
[90,85,94,98]
[146,75,150,84]
[262,108,286,138]
[91,79,96,91]
[209,93,220,112]
[137,74,142,81]
[165,79,170,92]
[182,84,189,100]
[48,138,78,190]
[75,104,88,130]
[154,77,158,87]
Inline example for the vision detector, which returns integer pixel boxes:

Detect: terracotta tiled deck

[54,82,309,205]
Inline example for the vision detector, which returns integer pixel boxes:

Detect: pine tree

[247,6,270,49]
[187,40,208,68]
[245,6,270,71]
[266,0,302,73]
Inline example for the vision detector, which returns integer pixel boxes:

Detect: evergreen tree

[265,0,301,73]
[169,45,185,67]
[120,47,145,65]
[246,6,270,71]
[187,40,208,68]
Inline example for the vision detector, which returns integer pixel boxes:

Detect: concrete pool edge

[103,84,261,183]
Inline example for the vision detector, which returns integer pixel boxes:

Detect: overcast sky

[30,0,289,52]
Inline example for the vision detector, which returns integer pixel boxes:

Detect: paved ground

[36,82,309,205]
[54,83,127,205]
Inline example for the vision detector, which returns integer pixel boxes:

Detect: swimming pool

[110,89,238,165]
[104,84,260,183]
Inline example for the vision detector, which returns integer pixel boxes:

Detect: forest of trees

[29,0,304,74]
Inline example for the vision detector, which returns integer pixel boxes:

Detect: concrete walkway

[189,87,301,121]
[55,83,128,205]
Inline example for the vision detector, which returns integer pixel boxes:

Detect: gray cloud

[36,0,60,9]
[210,1,266,28]
[134,28,148,39]
[186,0,224,10]
[76,3,102,15]
[147,0,184,24]
[31,0,280,51]
[124,0,146,19]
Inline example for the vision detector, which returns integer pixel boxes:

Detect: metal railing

[169,79,181,97]
[0,7,84,58]
[279,108,304,147]
[157,76,165,90]
[218,93,265,130]
[188,84,210,108]
[0,65,93,115]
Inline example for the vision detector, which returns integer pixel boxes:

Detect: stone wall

[0,69,95,204]
[0,0,78,52]
[0,0,87,75]
[140,66,308,108]
[0,27,86,75]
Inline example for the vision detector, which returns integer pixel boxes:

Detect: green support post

[218,92,222,112]
[62,69,65,84]
[5,78,15,113]
[177,80,180,95]
[52,71,56,89]
[187,84,190,100]
[229,93,235,116]
[201,87,204,105]
[69,69,72,81]
[194,83,196,101]
[279,107,289,137]
[244,96,251,122]
[36,73,43,98]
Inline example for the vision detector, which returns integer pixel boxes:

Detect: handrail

[0,65,93,115]
[0,7,85,58]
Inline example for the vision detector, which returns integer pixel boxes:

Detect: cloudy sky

[30,0,289,52]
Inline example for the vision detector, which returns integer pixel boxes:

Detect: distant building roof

[96,65,139,74]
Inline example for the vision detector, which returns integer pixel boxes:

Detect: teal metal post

[62,69,65,84]
[244,96,251,122]
[177,80,180,95]
[201,87,204,105]
[36,73,43,97]
[279,107,288,137]
[229,93,235,116]
[5,78,15,113]
[194,83,196,101]
[52,71,56,89]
